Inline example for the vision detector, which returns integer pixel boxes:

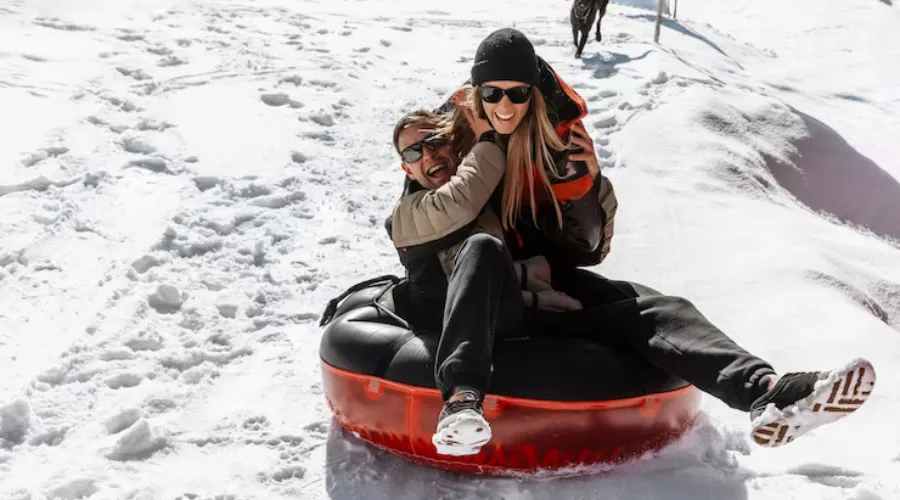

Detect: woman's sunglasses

[478,85,533,104]
[399,134,449,164]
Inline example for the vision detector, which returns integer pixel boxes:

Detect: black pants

[430,234,776,412]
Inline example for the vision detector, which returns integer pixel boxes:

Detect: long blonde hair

[440,85,568,230]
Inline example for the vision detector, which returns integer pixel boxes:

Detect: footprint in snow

[594,115,618,130]
[279,74,303,86]
[331,98,351,110]
[104,372,145,389]
[308,79,336,89]
[116,30,145,42]
[0,398,31,445]
[45,478,99,500]
[118,134,157,154]
[0,175,81,199]
[28,426,67,447]
[127,157,172,174]
[266,465,307,483]
[116,67,153,81]
[302,130,334,143]
[101,95,143,113]
[260,92,303,108]
[304,420,329,439]
[136,117,175,131]
[651,71,670,85]
[105,408,142,434]
[308,112,334,127]
[146,45,172,56]
[100,346,138,361]
[158,55,187,67]
[104,419,168,461]
[20,146,69,167]
[242,415,270,432]
[125,331,165,352]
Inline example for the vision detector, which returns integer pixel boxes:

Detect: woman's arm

[535,122,618,266]
[538,173,617,266]
[390,140,505,255]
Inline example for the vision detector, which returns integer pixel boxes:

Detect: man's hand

[523,289,583,312]
[514,255,553,291]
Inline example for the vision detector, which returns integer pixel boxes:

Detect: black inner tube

[319,281,690,401]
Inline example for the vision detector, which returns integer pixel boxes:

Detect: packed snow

[1,0,899,498]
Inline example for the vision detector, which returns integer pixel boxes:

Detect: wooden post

[673,0,678,19]
[654,0,664,43]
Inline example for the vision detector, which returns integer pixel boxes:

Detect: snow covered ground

[1,0,899,498]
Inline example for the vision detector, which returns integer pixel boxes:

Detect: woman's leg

[532,268,776,412]
[537,268,875,447]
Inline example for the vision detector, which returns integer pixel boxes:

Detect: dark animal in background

[570,0,611,58]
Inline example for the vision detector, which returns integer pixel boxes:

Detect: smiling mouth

[494,111,515,122]
[427,162,449,177]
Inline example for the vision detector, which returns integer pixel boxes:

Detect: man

[385,108,877,457]
[388,108,583,456]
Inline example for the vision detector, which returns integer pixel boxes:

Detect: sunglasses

[478,85,533,104]
[399,134,449,164]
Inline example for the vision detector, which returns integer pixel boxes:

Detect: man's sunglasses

[478,85,533,104]
[399,134,449,164]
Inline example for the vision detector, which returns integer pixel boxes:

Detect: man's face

[397,124,457,190]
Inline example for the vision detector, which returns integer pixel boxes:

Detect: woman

[393,27,876,457]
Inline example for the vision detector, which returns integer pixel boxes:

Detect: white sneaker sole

[432,409,492,457]
[751,358,876,448]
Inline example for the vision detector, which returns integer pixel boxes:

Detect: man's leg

[432,233,524,456]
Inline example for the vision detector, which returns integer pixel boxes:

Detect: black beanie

[471,28,540,87]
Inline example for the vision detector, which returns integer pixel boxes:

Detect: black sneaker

[431,390,492,456]
[750,358,876,447]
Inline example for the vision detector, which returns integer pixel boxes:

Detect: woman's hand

[568,121,600,180]
[452,88,494,137]
[523,289,583,312]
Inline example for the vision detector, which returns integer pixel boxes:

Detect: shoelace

[442,392,482,417]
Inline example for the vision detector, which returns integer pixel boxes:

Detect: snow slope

[1,0,899,498]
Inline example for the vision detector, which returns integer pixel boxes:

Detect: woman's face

[479,81,532,135]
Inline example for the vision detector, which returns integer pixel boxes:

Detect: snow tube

[318,276,702,476]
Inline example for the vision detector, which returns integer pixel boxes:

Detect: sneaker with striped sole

[750,358,875,447]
